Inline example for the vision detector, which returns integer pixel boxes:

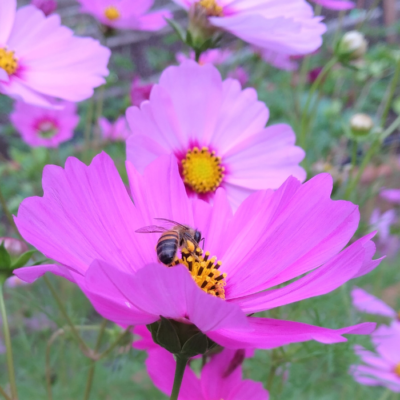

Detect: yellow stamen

[181,147,224,194]
[172,246,227,299]
[395,363,400,377]
[198,0,223,16]
[0,48,18,75]
[104,6,120,21]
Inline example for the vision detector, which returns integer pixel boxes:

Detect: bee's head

[194,230,202,244]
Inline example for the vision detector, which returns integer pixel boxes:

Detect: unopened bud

[350,113,374,136]
[337,31,368,61]
[0,237,28,258]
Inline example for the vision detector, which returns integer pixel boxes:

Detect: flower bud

[31,0,57,16]
[0,237,28,258]
[337,31,368,61]
[350,113,374,137]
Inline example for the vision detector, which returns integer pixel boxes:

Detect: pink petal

[208,317,376,349]
[136,10,172,30]
[380,189,400,204]
[353,345,393,370]
[0,0,16,44]
[351,287,396,318]
[351,364,400,391]
[372,322,400,365]
[310,0,355,10]
[228,380,269,400]
[13,264,79,283]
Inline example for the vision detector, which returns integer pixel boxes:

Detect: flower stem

[381,58,400,127]
[169,355,188,400]
[0,186,22,241]
[0,283,18,400]
[0,385,11,400]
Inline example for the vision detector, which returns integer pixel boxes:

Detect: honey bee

[136,218,203,266]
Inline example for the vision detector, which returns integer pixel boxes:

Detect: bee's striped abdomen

[156,231,179,265]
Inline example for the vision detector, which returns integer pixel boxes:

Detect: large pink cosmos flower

[134,326,269,400]
[14,153,381,350]
[350,322,400,392]
[126,60,306,209]
[175,0,325,56]
[77,0,171,31]
[10,100,79,148]
[351,287,399,320]
[309,0,355,10]
[98,116,130,142]
[0,0,110,107]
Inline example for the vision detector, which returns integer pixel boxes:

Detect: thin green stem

[0,385,11,400]
[170,356,188,400]
[381,59,400,127]
[45,329,65,400]
[43,276,90,354]
[82,319,107,400]
[381,114,400,140]
[351,140,358,169]
[96,326,130,361]
[357,0,383,31]
[0,187,22,241]
[0,284,18,400]
[299,57,338,149]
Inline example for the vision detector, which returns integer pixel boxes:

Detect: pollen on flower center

[395,363,400,377]
[198,0,223,16]
[172,246,227,299]
[104,6,120,20]
[181,147,224,194]
[0,48,18,75]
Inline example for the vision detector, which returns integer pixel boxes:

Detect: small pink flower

[30,0,57,16]
[256,49,298,71]
[0,237,28,257]
[350,322,400,392]
[176,48,233,65]
[77,0,171,31]
[130,76,153,107]
[14,153,381,351]
[10,101,79,148]
[134,326,269,400]
[309,0,355,10]
[351,287,398,319]
[380,189,400,204]
[98,116,130,141]
[126,61,306,209]
[175,0,326,56]
[0,0,110,107]
[227,66,248,86]
[308,67,323,84]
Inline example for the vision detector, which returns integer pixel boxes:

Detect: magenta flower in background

[130,76,153,107]
[126,61,306,209]
[98,116,130,141]
[0,0,110,107]
[308,67,323,84]
[134,326,269,400]
[15,153,381,350]
[380,189,400,204]
[30,0,57,16]
[351,287,398,319]
[176,48,233,65]
[350,322,400,392]
[77,0,171,31]
[10,101,79,148]
[309,0,355,10]
[227,66,248,86]
[174,0,325,56]
[256,49,298,71]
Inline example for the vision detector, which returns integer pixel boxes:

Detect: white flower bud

[350,113,374,136]
[337,31,368,61]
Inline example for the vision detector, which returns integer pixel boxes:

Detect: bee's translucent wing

[135,225,168,234]
[154,217,189,230]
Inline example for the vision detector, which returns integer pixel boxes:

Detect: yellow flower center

[0,48,18,75]
[172,246,227,299]
[181,147,224,194]
[198,0,223,16]
[104,6,120,21]
[395,363,400,377]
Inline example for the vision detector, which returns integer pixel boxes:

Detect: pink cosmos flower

[130,76,153,107]
[309,0,355,10]
[351,287,398,319]
[0,0,110,107]
[77,0,171,31]
[176,48,233,65]
[30,0,57,16]
[14,153,381,350]
[10,100,79,148]
[126,60,306,209]
[380,189,400,204]
[133,326,269,400]
[98,116,130,142]
[369,209,399,259]
[256,49,298,71]
[350,322,400,392]
[175,0,325,56]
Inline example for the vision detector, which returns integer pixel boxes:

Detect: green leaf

[11,250,36,269]
[165,18,186,43]
[0,242,11,269]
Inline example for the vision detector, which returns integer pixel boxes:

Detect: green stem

[43,276,90,354]
[170,356,188,400]
[45,329,65,400]
[82,319,108,400]
[0,284,18,400]
[381,59,400,127]
[351,140,358,169]
[0,186,22,241]
[377,389,392,400]
[299,57,338,149]
[96,326,131,361]
[0,385,11,400]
